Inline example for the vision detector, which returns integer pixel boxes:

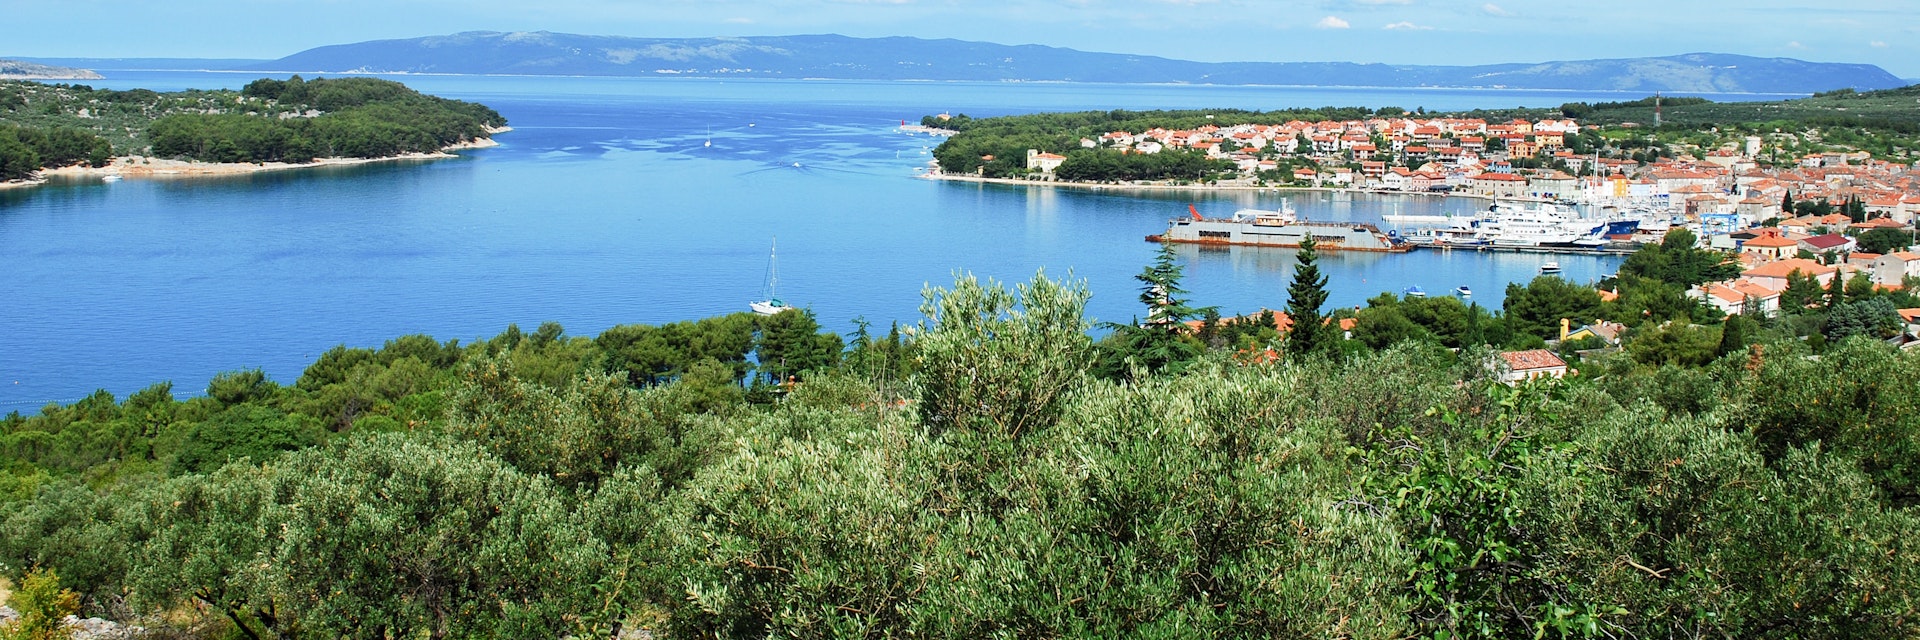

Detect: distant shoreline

[0,126,509,190]
[917,171,1545,205]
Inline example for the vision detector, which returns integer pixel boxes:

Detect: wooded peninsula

[924,85,1920,185]
[0,76,506,183]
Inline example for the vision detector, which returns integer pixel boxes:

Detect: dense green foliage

[1858,226,1916,255]
[146,77,506,163]
[0,122,111,180]
[1617,228,1741,288]
[1051,148,1235,183]
[4,243,1919,637]
[0,76,505,173]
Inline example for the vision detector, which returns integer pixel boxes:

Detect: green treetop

[1284,235,1334,359]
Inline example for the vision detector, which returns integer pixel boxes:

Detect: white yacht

[750,239,793,315]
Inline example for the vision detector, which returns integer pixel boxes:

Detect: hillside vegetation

[0,76,506,180]
[1564,84,1920,131]
[3,240,1917,638]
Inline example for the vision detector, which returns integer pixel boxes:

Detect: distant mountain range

[0,59,102,80]
[12,32,1911,94]
[244,32,1905,94]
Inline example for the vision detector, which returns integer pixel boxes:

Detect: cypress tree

[1285,235,1333,358]
[1717,313,1755,357]
[1826,269,1846,307]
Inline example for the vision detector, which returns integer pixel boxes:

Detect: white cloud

[1870,40,1889,48]
[1787,40,1806,49]
[1383,21,1432,30]
[724,17,754,23]
[1481,3,1514,16]
[1352,0,1412,4]
[1316,15,1351,29]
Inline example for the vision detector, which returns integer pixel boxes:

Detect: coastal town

[10,3,1920,633]
[923,109,1920,313]
[934,111,1918,221]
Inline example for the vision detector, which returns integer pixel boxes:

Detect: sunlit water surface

[4,73,1784,411]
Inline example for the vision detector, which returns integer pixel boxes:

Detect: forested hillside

[0,76,505,180]
[3,237,1917,638]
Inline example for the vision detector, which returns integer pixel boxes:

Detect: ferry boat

[1479,202,1608,248]
[1150,202,1412,252]
[1396,202,1606,249]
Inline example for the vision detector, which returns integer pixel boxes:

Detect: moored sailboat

[750,239,793,315]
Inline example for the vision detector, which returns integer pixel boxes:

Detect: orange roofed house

[1741,258,1836,290]
[1495,349,1568,384]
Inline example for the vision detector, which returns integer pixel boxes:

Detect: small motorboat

[1455,286,1472,297]
[1403,285,1427,298]
[1539,261,1562,275]
[101,175,122,183]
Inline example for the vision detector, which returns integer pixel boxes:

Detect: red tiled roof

[1743,258,1836,278]
[1743,233,1797,245]
[1802,233,1852,250]
[1499,349,1566,371]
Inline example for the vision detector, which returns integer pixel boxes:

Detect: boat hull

[1151,218,1413,253]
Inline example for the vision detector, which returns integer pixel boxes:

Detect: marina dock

[1408,241,1642,256]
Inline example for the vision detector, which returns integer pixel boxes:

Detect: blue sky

[5,0,1917,76]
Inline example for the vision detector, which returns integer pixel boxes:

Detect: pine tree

[1138,242,1205,330]
[1101,243,1213,377]
[1285,235,1333,358]
[1782,270,1826,312]
[1781,191,1793,217]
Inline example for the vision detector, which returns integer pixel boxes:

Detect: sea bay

[0,73,1796,412]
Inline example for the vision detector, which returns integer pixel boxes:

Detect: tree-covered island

[0,76,507,184]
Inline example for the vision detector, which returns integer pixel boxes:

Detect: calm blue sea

[0,73,1795,412]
